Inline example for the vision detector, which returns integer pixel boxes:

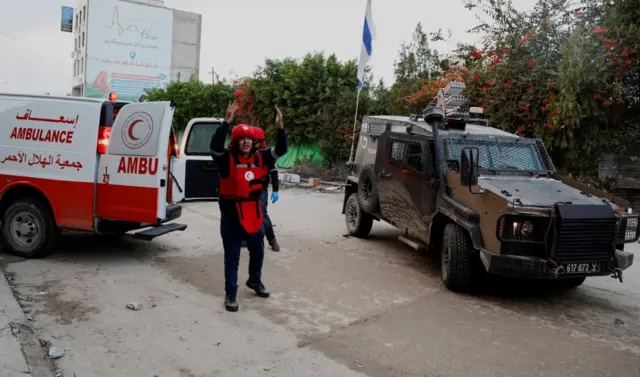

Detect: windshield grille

[445,139,544,171]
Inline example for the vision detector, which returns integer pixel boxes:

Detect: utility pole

[208,66,215,85]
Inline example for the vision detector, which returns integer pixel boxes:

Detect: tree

[389,23,443,114]
[145,75,234,132]
[459,0,640,177]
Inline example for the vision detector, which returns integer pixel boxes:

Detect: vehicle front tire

[357,165,379,213]
[345,193,374,238]
[441,223,475,292]
[1,198,59,258]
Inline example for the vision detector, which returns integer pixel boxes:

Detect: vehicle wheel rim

[10,211,41,249]
[347,199,359,228]
[441,236,450,280]
[361,176,372,202]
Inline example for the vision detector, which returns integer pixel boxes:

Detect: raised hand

[225,101,239,124]
[274,104,284,129]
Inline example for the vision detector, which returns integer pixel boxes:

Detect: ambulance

[0,92,187,258]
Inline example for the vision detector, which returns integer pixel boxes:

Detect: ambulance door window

[183,122,222,200]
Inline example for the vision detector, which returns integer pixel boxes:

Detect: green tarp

[275,143,324,168]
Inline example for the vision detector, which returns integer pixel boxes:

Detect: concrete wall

[171,9,202,83]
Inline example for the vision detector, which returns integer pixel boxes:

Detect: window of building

[80,58,83,74]
[83,6,86,21]
[81,32,85,47]
[75,14,78,30]
[390,141,406,163]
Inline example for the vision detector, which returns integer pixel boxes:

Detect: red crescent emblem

[128,119,143,141]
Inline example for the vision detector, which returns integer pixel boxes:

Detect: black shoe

[246,280,270,298]
[269,239,281,252]
[225,294,238,312]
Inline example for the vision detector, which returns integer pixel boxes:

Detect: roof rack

[433,82,488,129]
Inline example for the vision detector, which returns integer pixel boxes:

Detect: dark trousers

[261,189,276,242]
[220,215,265,299]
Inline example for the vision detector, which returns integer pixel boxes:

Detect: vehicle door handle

[378,172,392,179]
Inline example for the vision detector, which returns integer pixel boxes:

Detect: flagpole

[348,87,362,164]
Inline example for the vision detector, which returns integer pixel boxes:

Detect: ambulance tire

[1,198,59,259]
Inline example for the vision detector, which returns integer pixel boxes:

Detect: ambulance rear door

[175,117,224,201]
[96,101,186,237]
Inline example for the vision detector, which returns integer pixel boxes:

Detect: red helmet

[251,126,267,148]
[230,124,254,144]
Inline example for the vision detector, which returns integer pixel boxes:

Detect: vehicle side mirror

[460,147,480,187]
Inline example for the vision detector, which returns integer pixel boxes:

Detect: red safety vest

[219,152,267,234]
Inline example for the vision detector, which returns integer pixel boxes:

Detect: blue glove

[271,191,279,204]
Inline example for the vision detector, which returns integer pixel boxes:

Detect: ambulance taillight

[172,132,179,156]
[97,126,112,154]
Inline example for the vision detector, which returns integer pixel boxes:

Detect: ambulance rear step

[132,223,188,241]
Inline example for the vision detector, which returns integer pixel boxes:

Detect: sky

[0,0,536,95]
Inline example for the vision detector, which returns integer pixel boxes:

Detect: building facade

[71,0,202,101]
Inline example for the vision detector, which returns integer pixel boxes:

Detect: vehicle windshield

[444,137,545,171]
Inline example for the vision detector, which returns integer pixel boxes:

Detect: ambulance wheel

[1,198,59,259]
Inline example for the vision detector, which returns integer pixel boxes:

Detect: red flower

[528,59,536,67]
[520,33,531,43]
[469,49,482,59]
[527,87,533,93]
[595,27,606,34]
[472,75,480,81]
[548,82,557,87]
[481,87,488,92]
[488,51,495,57]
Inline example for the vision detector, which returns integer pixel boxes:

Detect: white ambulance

[0,92,187,258]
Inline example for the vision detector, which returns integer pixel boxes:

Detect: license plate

[562,263,601,274]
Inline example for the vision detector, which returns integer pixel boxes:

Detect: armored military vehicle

[342,82,638,292]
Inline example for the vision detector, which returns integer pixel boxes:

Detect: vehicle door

[376,133,434,242]
[375,132,407,228]
[402,136,436,242]
[96,101,174,224]
[174,118,224,201]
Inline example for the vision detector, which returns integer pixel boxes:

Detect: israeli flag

[357,0,376,89]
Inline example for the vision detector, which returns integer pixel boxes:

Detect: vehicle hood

[478,176,617,208]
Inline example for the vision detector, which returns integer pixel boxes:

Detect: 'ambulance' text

[10,127,74,144]
[117,157,158,175]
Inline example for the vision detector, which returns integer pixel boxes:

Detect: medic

[210,101,288,313]
[252,126,281,252]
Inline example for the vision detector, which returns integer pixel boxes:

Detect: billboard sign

[61,6,74,33]
[85,0,173,102]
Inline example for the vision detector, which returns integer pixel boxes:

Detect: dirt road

[1,188,639,377]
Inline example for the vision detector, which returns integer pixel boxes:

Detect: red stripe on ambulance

[117,157,158,175]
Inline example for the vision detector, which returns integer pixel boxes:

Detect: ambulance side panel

[0,95,100,230]
[96,102,173,224]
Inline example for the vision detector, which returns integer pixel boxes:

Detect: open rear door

[96,102,184,232]
[175,118,224,201]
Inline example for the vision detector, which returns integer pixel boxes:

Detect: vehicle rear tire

[556,277,586,289]
[1,198,59,258]
[357,165,379,214]
[441,223,475,292]
[345,193,374,238]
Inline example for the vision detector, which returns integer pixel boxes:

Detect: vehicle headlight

[511,221,534,237]
[498,214,548,242]
[624,217,638,241]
